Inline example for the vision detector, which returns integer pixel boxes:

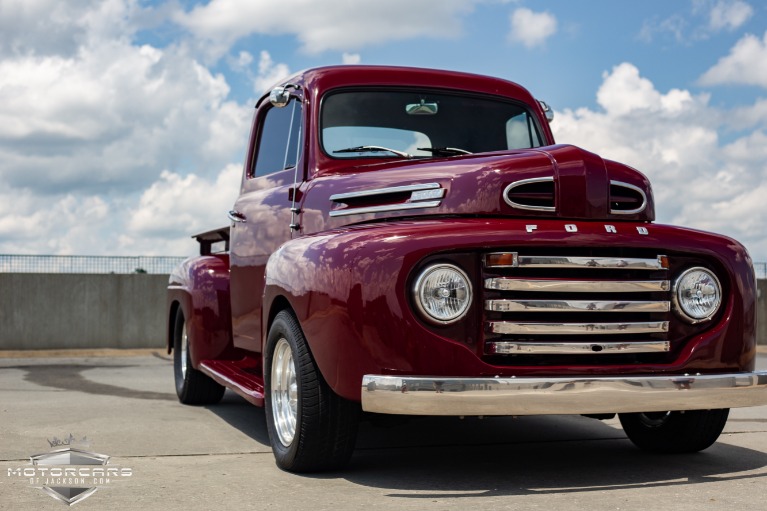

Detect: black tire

[619,409,729,453]
[173,310,225,405]
[264,310,359,472]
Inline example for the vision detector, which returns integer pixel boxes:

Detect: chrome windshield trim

[361,372,767,416]
[485,278,671,293]
[489,321,669,335]
[484,254,668,270]
[502,177,556,212]
[330,182,441,201]
[488,341,670,355]
[485,299,670,313]
[329,201,442,217]
[610,180,648,215]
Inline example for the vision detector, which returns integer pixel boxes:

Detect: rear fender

[167,254,241,367]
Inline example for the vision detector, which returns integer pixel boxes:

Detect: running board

[199,359,265,407]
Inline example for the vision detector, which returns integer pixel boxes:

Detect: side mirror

[269,83,302,108]
[538,100,554,123]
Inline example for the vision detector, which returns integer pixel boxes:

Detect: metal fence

[1,254,766,278]
[0,255,187,274]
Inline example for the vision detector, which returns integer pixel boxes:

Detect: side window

[506,111,542,149]
[253,100,303,177]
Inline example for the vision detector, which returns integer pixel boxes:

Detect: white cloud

[175,0,477,57]
[640,1,753,43]
[123,164,242,255]
[0,0,111,57]
[0,0,252,256]
[254,51,292,95]
[225,50,292,97]
[596,63,698,116]
[638,15,687,43]
[0,190,110,255]
[0,40,251,194]
[508,8,557,48]
[730,98,767,129]
[699,31,767,88]
[228,50,254,72]
[342,53,361,65]
[708,0,753,31]
[553,62,767,259]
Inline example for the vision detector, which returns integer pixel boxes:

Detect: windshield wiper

[417,147,473,156]
[333,145,411,158]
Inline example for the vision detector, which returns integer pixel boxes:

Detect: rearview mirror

[406,99,438,115]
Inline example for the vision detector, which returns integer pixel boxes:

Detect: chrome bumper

[361,372,767,416]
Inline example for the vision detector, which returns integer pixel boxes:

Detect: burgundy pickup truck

[167,65,767,472]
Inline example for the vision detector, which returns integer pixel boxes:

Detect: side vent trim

[610,180,647,215]
[503,177,555,212]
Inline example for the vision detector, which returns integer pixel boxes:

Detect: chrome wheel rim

[638,411,671,427]
[271,338,298,447]
[180,320,188,379]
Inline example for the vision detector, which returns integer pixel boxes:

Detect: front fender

[263,230,371,400]
[262,224,484,401]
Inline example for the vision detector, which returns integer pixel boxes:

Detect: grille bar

[489,321,669,335]
[485,299,670,313]
[485,278,671,293]
[488,341,671,355]
[485,253,668,270]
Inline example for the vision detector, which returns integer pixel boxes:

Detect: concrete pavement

[1,351,766,510]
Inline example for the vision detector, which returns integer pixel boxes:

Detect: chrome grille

[483,252,671,357]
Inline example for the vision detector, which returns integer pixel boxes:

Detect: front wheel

[619,409,729,453]
[264,310,359,472]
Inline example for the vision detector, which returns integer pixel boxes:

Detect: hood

[302,144,654,231]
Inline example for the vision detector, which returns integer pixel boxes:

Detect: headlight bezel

[672,266,722,324]
[412,263,473,325]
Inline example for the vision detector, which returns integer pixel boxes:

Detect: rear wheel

[264,310,359,472]
[173,310,225,405]
[619,409,729,453]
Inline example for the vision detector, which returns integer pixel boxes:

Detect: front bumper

[361,372,767,416]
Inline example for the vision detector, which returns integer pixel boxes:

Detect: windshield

[321,89,545,159]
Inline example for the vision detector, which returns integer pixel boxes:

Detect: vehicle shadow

[341,414,767,498]
[16,363,176,401]
[203,396,767,497]
[204,390,271,447]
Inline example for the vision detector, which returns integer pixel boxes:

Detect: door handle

[228,210,246,223]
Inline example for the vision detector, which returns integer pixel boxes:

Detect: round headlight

[413,264,472,324]
[673,267,722,323]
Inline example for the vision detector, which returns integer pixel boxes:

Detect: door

[229,96,304,353]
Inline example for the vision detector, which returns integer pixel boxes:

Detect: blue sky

[1,0,766,260]
[213,1,764,112]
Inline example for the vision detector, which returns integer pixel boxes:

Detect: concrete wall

[0,273,168,350]
[0,274,765,350]
[759,279,766,347]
